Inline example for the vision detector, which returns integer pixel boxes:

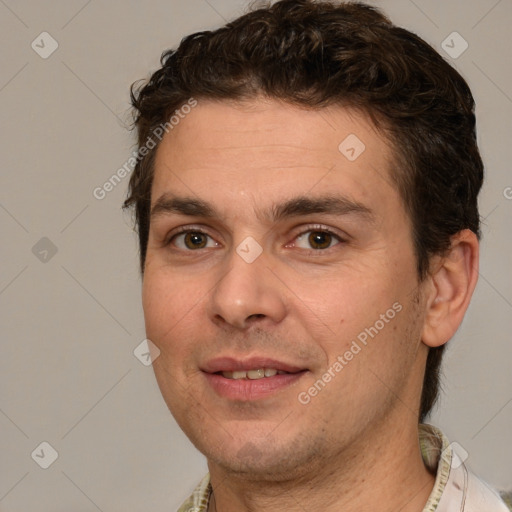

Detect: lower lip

[203,372,307,401]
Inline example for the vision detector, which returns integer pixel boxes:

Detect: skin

[142,98,479,511]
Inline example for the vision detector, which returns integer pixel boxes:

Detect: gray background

[0,0,511,510]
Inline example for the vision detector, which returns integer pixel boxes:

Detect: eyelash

[166,226,210,245]
[166,225,346,253]
[163,226,211,251]
[290,226,344,252]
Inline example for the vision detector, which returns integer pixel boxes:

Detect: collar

[177,424,510,512]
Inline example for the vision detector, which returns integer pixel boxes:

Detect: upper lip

[201,356,306,374]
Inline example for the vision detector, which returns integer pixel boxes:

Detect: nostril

[247,314,265,321]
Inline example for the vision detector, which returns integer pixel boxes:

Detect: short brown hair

[123,0,484,421]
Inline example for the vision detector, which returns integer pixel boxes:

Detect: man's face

[143,98,429,479]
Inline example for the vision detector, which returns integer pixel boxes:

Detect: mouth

[202,356,306,376]
[201,356,308,401]
[219,368,293,380]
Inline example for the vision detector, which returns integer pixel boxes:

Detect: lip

[201,356,308,401]
[201,356,305,374]
[203,372,307,401]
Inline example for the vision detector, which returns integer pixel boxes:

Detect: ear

[421,229,479,348]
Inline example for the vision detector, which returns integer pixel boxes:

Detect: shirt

[177,424,511,511]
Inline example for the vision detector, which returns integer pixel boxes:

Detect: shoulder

[419,424,510,512]
[461,469,511,512]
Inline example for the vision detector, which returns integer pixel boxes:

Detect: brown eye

[293,229,341,251]
[171,231,217,250]
[183,232,208,249]
[308,231,333,250]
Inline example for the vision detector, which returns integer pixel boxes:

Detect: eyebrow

[269,196,374,223]
[150,193,374,223]
[151,195,215,218]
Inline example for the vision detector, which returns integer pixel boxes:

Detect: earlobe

[421,229,479,348]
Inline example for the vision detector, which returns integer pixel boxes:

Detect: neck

[207,417,435,512]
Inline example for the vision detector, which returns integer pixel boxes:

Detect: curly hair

[123,0,484,421]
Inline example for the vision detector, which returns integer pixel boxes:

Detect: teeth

[247,369,265,380]
[221,368,284,380]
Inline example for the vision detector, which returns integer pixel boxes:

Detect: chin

[206,439,321,482]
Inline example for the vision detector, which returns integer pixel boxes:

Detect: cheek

[295,259,416,361]
[142,270,186,344]
[142,273,167,334]
[142,267,212,355]
[288,265,393,333]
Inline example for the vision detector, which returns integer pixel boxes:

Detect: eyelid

[165,225,217,247]
[163,223,348,250]
[289,223,348,243]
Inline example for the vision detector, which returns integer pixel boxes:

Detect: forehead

[151,98,398,213]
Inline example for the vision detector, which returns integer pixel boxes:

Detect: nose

[208,246,287,330]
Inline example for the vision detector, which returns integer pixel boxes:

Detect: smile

[220,368,289,379]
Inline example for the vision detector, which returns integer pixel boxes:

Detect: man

[123,1,511,510]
